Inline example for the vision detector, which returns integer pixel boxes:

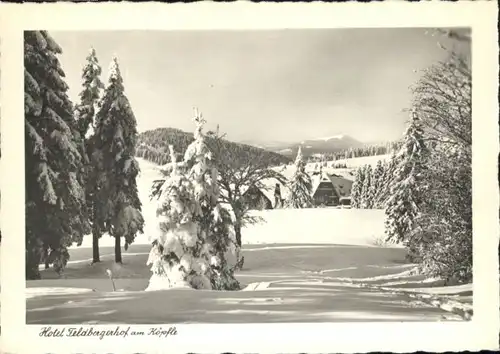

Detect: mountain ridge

[135,127,292,167]
[241,134,366,158]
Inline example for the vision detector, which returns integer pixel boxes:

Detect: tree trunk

[234,222,242,248]
[115,236,122,264]
[91,201,100,264]
[26,244,42,280]
[233,221,245,270]
[92,226,100,264]
[43,247,50,269]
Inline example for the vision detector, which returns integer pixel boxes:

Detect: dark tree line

[305,141,402,164]
[136,127,291,168]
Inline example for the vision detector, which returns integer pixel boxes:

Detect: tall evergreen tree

[24,31,90,279]
[384,109,429,247]
[350,166,365,208]
[377,150,399,208]
[74,48,104,264]
[75,48,104,139]
[361,165,373,208]
[286,146,313,208]
[370,159,385,208]
[93,57,144,263]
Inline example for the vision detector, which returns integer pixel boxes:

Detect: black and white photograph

[0,2,498,353]
[23,28,475,324]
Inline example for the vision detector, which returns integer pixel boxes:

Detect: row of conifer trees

[350,47,472,283]
[25,31,144,279]
[23,31,242,289]
[350,158,397,209]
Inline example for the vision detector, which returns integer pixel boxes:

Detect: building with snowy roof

[310,172,353,207]
[242,171,353,210]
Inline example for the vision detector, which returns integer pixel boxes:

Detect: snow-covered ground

[27,242,468,323]
[27,157,473,323]
[242,208,389,247]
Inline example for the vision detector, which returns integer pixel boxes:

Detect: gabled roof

[242,184,273,204]
[311,171,353,198]
[272,166,353,199]
[258,176,290,202]
[328,174,353,198]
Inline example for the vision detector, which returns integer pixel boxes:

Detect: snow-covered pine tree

[376,150,398,208]
[184,110,239,289]
[360,164,373,208]
[74,47,105,264]
[92,56,144,264]
[350,166,365,208]
[384,109,429,248]
[75,48,104,139]
[286,146,313,208]
[146,109,239,291]
[375,161,387,208]
[370,159,385,208]
[24,31,90,279]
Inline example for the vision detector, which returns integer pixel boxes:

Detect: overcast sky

[52,29,469,144]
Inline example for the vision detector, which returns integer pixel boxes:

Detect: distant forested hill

[136,127,292,167]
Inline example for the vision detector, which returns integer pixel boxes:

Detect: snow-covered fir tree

[24,31,90,279]
[74,47,105,264]
[360,164,373,208]
[286,146,313,208]
[350,166,365,208]
[92,56,144,263]
[384,109,429,247]
[370,159,385,208]
[75,48,104,139]
[146,109,239,291]
[374,160,388,208]
[376,150,398,208]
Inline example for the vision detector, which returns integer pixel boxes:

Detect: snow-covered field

[26,157,473,324]
[243,208,389,247]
